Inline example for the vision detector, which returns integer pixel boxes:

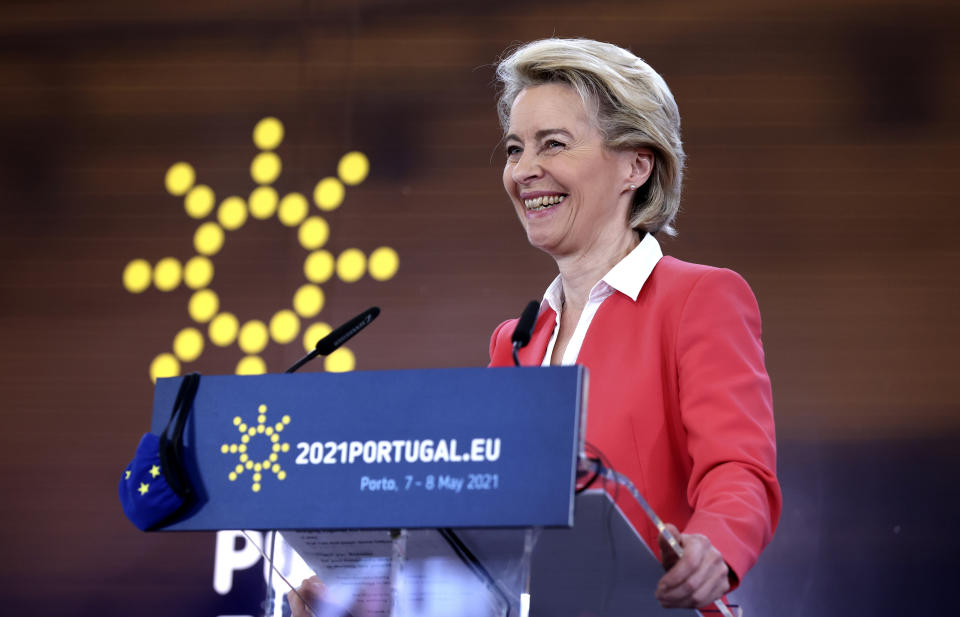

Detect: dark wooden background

[1,1,958,615]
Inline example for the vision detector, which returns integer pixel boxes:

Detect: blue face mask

[118,373,200,531]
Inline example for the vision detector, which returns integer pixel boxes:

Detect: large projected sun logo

[121,118,398,381]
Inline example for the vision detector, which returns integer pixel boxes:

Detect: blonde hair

[496,38,685,236]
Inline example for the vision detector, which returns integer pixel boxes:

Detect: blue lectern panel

[151,367,585,530]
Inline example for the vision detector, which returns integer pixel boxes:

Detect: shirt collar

[542,274,564,315]
[602,231,663,301]
[541,232,663,312]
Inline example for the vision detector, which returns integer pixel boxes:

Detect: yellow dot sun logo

[121,117,399,382]
[221,403,292,493]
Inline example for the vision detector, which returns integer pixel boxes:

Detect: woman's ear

[629,148,655,188]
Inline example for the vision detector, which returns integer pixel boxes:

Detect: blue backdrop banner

[149,367,586,530]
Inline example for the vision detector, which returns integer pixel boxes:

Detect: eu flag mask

[119,373,200,531]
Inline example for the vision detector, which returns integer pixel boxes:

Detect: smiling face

[503,83,646,259]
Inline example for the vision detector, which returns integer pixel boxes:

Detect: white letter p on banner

[213,530,264,595]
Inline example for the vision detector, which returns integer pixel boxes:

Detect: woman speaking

[486,38,780,610]
[290,38,780,616]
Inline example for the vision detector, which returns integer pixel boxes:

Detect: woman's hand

[656,523,731,608]
[287,575,327,617]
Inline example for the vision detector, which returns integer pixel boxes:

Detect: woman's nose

[511,151,541,184]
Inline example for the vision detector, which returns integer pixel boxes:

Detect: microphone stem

[285,348,319,374]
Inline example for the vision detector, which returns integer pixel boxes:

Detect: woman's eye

[545,140,565,150]
[505,145,522,157]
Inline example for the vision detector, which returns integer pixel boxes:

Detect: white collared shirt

[540,233,663,366]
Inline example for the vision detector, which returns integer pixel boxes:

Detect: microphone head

[511,300,540,348]
[315,306,380,355]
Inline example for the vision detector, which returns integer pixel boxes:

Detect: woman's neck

[554,228,640,315]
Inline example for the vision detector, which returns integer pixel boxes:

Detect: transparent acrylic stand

[279,477,733,617]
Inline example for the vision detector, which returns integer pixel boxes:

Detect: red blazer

[489,256,781,583]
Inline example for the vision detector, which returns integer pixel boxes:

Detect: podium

[144,368,721,617]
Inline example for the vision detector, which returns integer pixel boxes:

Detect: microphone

[315,306,380,355]
[511,300,540,366]
[285,306,381,373]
